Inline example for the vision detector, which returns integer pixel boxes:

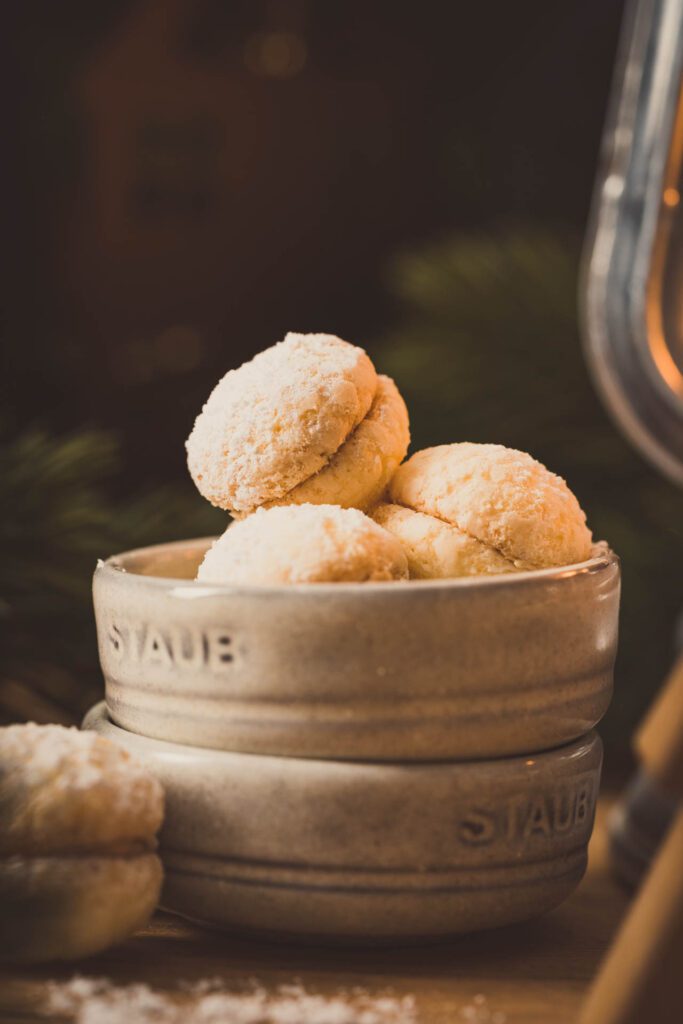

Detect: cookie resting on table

[0,723,164,962]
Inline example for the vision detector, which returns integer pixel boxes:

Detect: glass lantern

[583,0,683,484]
[584,0,683,888]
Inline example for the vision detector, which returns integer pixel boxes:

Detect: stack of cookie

[87,332,620,941]
[0,723,164,961]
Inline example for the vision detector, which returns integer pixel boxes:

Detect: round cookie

[0,723,164,856]
[390,443,592,569]
[197,504,409,584]
[264,376,409,514]
[371,503,517,578]
[0,723,164,961]
[0,854,161,963]
[186,333,378,514]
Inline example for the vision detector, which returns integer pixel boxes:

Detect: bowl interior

[110,537,213,580]
[103,537,616,593]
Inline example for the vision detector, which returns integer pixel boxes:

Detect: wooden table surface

[0,799,632,1024]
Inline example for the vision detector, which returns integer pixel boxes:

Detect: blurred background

[2,0,682,761]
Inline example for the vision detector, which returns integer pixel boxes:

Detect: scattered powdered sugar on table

[44,977,418,1024]
[457,993,506,1023]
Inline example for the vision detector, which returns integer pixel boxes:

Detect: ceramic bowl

[84,703,602,942]
[93,538,619,761]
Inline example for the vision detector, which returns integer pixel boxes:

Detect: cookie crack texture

[186,333,378,514]
[372,503,518,578]
[263,375,410,514]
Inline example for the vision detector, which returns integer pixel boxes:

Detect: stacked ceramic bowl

[85,533,619,942]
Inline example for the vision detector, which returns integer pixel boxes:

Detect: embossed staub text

[103,618,233,673]
[456,774,596,847]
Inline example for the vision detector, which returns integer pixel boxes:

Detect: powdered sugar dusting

[0,722,160,799]
[186,332,378,514]
[457,993,506,1023]
[44,977,418,1024]
[197,504,409,585]
[0,724,107,790]
[1,723,164,851]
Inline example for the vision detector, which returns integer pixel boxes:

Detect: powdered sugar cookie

[389,443,592,570]
[186,333,378,514]
[197,504,409,584]
[0,854,161,963]
[0,723,163,856]
[265,376,409,514]
[0,723,163,961]
[371,503,517,578]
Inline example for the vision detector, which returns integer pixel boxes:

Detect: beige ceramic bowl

[84,703,602,942]
[93,538,619,761]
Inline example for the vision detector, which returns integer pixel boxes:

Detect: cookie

[197,504,409,584]
[264,376,409,514]
[0,723,163,856]
[371,503,517,578]
[0,854,161,963]
[0,724,164,961]
[186,333,378,514]
[389,443,592,570]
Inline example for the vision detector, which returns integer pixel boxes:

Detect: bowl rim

[84,701,602,771]
[94,536,619,597]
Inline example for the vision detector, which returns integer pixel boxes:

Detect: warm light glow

[645,79,683,398]
[244,31,307,79]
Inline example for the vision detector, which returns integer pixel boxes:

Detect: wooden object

[579,808,683,1024]
[637,653,683,799]
[579,653,683,1024]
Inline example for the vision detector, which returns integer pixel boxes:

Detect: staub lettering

[105,619,233,672]
[457,776,595,847]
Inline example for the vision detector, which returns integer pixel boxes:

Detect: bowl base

[159,849,587,943]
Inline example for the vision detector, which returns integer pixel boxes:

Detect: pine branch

[0,427,225,724]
